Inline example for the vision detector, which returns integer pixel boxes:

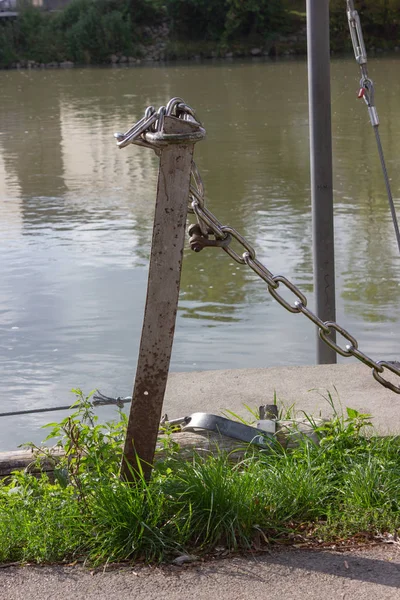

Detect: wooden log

[276,418,323,449]
[0,419,324,478]
[0,447,64,478]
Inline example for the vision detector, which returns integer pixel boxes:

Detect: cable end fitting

[368,106,379,127]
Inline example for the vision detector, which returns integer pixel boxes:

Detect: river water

[1,56,400,450]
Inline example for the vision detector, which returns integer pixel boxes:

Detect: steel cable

[373,126,400,253]
[347,0,400,254]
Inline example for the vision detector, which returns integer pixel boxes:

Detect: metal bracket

[188,223,231,252]
[182,413,273,447]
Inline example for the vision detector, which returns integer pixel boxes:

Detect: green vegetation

[0,0,157,66]
[0,389,399,565]
[0,0,399,67]
[165,0,288,42]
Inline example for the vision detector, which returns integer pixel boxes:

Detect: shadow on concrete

[229,548,400,589]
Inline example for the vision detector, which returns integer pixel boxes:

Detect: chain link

[114,97,203,150]
[373,362,400,393]
[116,99,400,395]
[318,322,358,358]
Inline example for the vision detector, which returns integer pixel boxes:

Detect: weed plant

[0,389,399,565]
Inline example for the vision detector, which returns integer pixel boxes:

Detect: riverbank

[1,0,399,70]
[6,45,400,71]
[2,22,311,70]
[1,380,399,570]
[4,28,400,70]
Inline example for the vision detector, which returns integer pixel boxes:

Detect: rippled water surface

[1,57,400,449]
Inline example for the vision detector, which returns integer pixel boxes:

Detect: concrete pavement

[163,363,400,434]
[1,546,399,600]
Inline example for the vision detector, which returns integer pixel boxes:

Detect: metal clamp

[188,223,231,252]
[358,78,379,127]
[92,390,131,408]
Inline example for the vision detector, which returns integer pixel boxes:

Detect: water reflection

[0,57,400,449]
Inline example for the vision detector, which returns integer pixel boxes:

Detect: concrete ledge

[2,363,399,472]
[163,364,400,434]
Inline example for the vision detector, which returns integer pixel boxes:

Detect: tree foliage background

[0,0,399,67]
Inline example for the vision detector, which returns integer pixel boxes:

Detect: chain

[114,97,203,150]
[116,99,400,395]
[188,168,400,395]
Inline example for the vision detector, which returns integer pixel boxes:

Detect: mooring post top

[144,115,206,147]
[114,99,206,152]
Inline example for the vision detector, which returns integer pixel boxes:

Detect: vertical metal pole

[306,0,337,364]
[121,116,203,482]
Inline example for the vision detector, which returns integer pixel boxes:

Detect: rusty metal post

[121,116,204,481]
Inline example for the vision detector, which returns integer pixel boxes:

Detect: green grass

[0,389,399,566]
